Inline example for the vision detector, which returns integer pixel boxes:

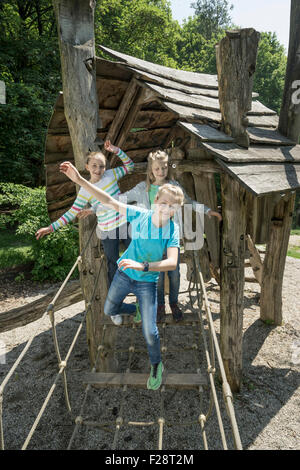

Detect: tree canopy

[0,0,288,187]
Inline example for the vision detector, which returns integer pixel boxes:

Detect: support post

[52,0,111,369]
[279,0,300,143]
[220,175,247,392]
[216,28,260,148]
[260,192,296,325]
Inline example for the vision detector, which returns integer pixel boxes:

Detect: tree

[190,0,233,39]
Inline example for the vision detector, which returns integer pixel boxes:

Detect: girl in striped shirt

[35,140,135,293]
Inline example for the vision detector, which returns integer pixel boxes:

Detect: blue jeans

[157,250,180,306]
[100,223,135,315]
[104,269,161,365]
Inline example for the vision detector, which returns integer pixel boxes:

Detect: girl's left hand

[208,210,222,222]
[104,140,119,154]
[60,161,81,184]
[118,259,144,271]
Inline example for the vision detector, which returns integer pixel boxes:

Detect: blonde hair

[146,149,173,190]
[155,183,184,207]
[86,151,106,165]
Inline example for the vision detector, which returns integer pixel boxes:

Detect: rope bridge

[0,224,242,451]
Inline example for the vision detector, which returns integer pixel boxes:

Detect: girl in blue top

[121,149,222,322]
[60,160,184,390]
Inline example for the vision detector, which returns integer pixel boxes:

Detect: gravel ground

[0,254,299,451]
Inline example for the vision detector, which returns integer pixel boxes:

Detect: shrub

[0,183,79,281]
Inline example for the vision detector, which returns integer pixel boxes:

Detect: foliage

[0,183,79,281]
[0,1,61,186]
[190,0,233,39]
[0,229,34,269]
[253,32,287,113]
[95,0,181,67]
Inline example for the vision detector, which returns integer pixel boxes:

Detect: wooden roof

[45,45,300,221]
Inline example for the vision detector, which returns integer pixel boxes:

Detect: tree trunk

[52,0,111,369]
[278,0,300,143]
[216,28,260,148]
[220,175,247,392]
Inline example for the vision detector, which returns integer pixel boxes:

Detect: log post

[220,175,247,392]
[216,28,260,148]
[279,0,300,143]
[260,192,296,325]
[52,1,112,369]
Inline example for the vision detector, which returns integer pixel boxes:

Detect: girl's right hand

[60,161,81,184]
[77,209,94,219]
[35,226,52,240]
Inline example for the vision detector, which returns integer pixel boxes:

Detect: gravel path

[0,255,299,451]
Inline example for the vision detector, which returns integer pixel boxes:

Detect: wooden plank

[216,160,300,196]
[122,127,171,151]
[247,114,279,128]
[248,101,276,115]
[129,66,259,99]
[201,141,300,163]
[139,80,221,111]
[46,180,76,202]
[83,372,207,388]
[96,77,129,109]
[246,235,263,284]
[246,127,296,146]
[95,56,132,81]
[99,45,218,89]
[178,122,234,142]
[161,100,222,123]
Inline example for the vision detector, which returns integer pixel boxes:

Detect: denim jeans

[157,249,180,306]
[100,223,135,315]
[104,269,161,365]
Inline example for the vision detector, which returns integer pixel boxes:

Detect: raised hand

[60,161,81,184]
[35,226,52,240]
[104,140,119,154]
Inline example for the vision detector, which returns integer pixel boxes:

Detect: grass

[291,229,300,236]
[0,229,34,269]
[287,246,300,259]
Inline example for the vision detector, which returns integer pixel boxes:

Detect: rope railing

[1,223,242,451]
[0,221,97,450]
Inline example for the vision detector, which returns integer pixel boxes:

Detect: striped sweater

[50,148,134,233]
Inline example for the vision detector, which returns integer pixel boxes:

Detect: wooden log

[260,192,296,325]
[52,0,100,171]
[279,0,300,142]
[246,235,263,285]
[79,215,117,371]
[193,173,220,271]
[216,29,260,148]
[220,174,247,392]
[0,281,82,333]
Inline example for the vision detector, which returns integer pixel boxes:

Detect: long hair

[146,149,174,191]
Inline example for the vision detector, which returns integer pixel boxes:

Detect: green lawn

[0,229,34,269]
[291,229,300,236]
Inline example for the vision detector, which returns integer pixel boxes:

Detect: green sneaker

[147,362,164,390]
[133,302,141,324]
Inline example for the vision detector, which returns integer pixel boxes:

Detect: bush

[0,183,79,281]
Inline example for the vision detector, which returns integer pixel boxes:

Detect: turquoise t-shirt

[117,206,180,282]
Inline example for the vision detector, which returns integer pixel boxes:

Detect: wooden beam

[260,192,296,325]
[279,0,300,142]
[83,372,207,388]
[216,29,260,148]
[246,235,263,285]
[220,175,247,392]
[0,281,82,333]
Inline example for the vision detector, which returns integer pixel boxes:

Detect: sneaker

[133,302,141,324]
[170,303,183,322]
[147,362,164,390]
[157,305,165,323]
[110,314,122,326]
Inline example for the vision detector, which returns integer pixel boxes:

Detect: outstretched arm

[60,162,128,216]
